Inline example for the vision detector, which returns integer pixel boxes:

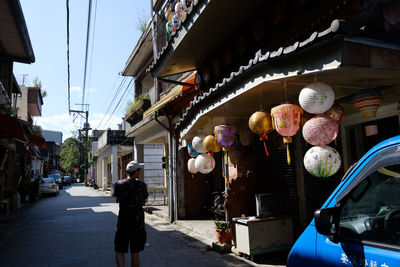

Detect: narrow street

[0,184,253,267]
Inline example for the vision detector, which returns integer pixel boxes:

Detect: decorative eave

[175,19,400,136]
[175,20,343,132]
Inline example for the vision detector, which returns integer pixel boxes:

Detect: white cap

[126,161,144,173]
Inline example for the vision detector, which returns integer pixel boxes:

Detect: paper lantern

[203,135,221,155]
[187,158,198,174]
[239,129,254,146]
[187,143,199,158]
[271,104,303,164]
[323,103,344,123]
[248,111,273,156]
[175,2,187,22]
[302,115,338,146]
[166,20,176,36]
[304,146,341,178]
[181,0,193,14]
[299,82,335,114]
[195,154,216,174]
[172,15,181,30]
[214,125,236,148]
[353,89,383,118]
[192,135,207,153]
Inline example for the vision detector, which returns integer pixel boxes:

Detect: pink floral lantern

[323,103,344,123]
[214,125,236,150]
[302,115,339,146]
[271,103,303,164]
[353,89,383,118]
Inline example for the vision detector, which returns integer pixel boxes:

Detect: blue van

[287,135,400,266]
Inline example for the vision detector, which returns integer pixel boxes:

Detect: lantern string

[284,80,288,103]
[259,94,262,110]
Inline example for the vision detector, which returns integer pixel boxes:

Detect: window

[339,163,400,247]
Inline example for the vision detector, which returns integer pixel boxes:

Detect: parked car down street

[48,174,63,189]
[63,176,72,186]
[39,178,59,196]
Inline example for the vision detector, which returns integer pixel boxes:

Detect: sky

[13,0,150,141]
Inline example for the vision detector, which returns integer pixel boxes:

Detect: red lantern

[271,104,303,164]
[323,103,344,123]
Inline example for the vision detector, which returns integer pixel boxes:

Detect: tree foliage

[60,137,79,175]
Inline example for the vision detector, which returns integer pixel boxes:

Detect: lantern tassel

[263,141,270,157]
[286,144,291,165]
[260,134,269,157]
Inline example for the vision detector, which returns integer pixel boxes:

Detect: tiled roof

[175,19,344,131]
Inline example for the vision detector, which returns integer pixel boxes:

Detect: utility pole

[70,108,91,186]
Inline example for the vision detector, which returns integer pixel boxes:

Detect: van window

[339,164,400,247]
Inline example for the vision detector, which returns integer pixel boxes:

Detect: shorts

[114,227,147,253]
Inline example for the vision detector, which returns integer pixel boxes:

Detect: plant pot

[124,98,151,126]
[216,229,232,245]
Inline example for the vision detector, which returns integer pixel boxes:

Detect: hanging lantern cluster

[353,89,383,118]
[165,0,199,37]
[248,111,273,156]
[187,134,218,175]
[299,82,342,178]
[271,104,303,164]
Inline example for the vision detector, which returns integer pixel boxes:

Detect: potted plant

[214,220,232,245]
[124,94,151,126]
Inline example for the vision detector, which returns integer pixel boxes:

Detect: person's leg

[116,252,125,267]
[131,253,140,267]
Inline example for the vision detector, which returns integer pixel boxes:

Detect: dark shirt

[114,178,148,229]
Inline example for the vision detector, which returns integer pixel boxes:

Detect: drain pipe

[154,112,176,223]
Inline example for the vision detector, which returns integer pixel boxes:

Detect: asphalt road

[0,184,253,267]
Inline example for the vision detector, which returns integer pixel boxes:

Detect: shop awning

[143,74,196,119]
[27,133,46,149]
[0,113,28,143]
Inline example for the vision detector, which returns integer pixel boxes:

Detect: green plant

[125,94,150,114]
[214,220,231,232]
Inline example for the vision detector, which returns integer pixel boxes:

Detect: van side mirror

[314,207,340,242]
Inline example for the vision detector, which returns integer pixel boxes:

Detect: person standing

[114,161,148,267]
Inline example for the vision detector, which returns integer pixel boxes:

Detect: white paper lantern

[299,82,335,114]
[304,145,341,178]
[181,0,193,14]
[195,154,216,174]
[192,135,207,153]
[175,2,187,22]
[187,158,198,174]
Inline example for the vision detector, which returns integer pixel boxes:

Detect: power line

[87,0,98,106]
[96,76,128,129]
[66,0,71,113]
[101,77,134,129]
[81,0,93,109]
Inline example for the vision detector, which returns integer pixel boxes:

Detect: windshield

[42,178,55,184]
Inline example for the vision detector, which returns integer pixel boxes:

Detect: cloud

[34,112,124,142]
[70,86,81,92]
[89,87,97,93]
